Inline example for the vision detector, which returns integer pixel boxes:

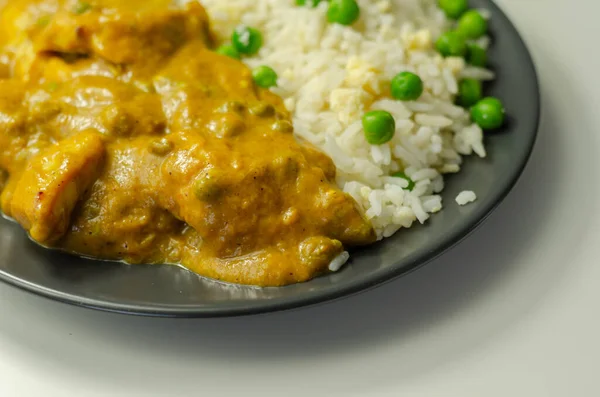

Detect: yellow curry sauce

[0,0,376,286]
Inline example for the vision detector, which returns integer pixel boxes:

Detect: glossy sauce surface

[0,0,375,286]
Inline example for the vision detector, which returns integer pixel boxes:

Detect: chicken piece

[16,53,119,84]
[9,130,105,243]
[26,75,167,140]
[0,80,59,181]
[154,43,261,131]
[0,0,212,67]
[300,144,337,181]
[0,80,29,171]
[159,129,375,261]
[0,172,21,218]
[61,136,185,264]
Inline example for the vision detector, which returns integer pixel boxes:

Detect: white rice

[456,190,477,205]
[328,251,350,272]
[203,0,490,240]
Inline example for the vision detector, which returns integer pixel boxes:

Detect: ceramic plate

[0,0,540,317]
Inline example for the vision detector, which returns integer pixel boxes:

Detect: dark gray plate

[0,0,539,317]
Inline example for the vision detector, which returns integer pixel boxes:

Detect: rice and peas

[202,0,502,267]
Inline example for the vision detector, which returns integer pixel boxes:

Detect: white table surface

[2,0,599,395]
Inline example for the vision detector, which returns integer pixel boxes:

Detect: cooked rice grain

[456,191,478,206]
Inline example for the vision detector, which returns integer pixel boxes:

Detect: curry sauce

[0,0,375,286]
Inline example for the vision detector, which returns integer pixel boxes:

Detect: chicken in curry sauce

[0,0,375,286]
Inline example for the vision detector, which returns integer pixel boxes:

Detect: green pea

[232,26,263,55]
[435,31,467,57]
[216,44,241,60]
[391,72,424,101]
[362,110,396,145]
[272,120,294,133]
[219,100,246,114]
[471,97,505,130]
[296,0,323,7]
[458,79,482,108]
[252,66,278,88]
[457,10,488,39]
[437,0,468,19]
[391,172,415,191]
[466,44,487,67]
[249,102,275,117]
[327,0,360,26]
[72,1,91,14]
[194,169,225,202]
